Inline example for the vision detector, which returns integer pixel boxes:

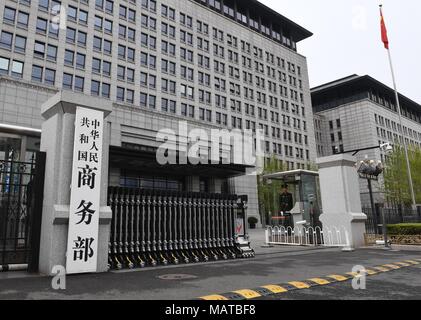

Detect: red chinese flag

[380,7,389,49]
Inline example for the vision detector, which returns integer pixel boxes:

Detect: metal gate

[0,152,45,271]
[107,187,254,270]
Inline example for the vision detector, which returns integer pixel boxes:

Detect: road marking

[200,295,229,300]
[288,281,310,289]
[233,289,261,299]
[365,269,378,275]
[383,264,401,270]
[307,278,331,285]
[394,262,411,267]
[198,259,420,300]
[326,275,348,282]
[373,266,390,272]
[261,285,288,294]
[346,272,362,277]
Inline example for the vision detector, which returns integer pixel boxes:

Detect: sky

[259,0,421,103]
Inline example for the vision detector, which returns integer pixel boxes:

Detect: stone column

[316,154,367,250]
[38,91,113,275]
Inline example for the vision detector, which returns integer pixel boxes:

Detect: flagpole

[381,5,417,209]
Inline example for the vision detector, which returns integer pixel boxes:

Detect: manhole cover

[157,274,198,280]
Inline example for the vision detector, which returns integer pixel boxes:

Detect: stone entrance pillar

[316,154,367,249]
[38,91,113,275]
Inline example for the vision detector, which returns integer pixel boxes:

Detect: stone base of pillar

[317,154,367,250]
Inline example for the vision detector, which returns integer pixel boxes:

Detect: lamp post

[357,161,390,249]
[338,143,393,249]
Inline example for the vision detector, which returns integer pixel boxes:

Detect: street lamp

[356,158,390,249]
[338,143,393,249]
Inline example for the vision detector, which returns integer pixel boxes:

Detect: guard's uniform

[279,192,294,228]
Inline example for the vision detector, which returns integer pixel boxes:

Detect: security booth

[262,170,322,229]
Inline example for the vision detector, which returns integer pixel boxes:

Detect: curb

[199,258,421,300]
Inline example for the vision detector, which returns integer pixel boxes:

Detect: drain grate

[157,274,198,280]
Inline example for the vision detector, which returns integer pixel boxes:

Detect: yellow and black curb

[199,259,421,300]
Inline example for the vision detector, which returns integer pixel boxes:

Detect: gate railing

[0,152,45,271]
[363,206,421,235]
[107,187,254,270]
[265,226,350,248]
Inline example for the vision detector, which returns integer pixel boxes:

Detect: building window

[127,89,134,104]
[15,35,26,53]
[91,80,100,96]
[66,27,76,42]
[76,53,85,69]
[36,17,48,33]
[11,60,23,78]
[17,11,29,27]
[74,76,84,92]
[39,0,49,10]
[31,65,43,82]
[34,41,45,57]
[44,68,55,85]
[47,44,57,61]
[0,31,13,49]
[140,92,147,107]
[102,82,110,98]
[77,31,87,45]
[62,73,73,89]
[0,57,10,75]
[103,61,111,75]
[3,7,16,23]
[329,120,333,130]
[64,49,74,66]
[117,87,125,102]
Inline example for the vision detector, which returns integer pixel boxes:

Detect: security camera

[380,142,393,153]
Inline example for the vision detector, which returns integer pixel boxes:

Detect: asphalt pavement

[0,244,420,300]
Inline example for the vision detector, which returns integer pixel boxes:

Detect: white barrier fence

[265,226,350,248]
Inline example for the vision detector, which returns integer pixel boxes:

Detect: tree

[257,156,285,227]
[383,144,421,206]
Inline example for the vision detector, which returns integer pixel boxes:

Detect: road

[0,246,420,300]
[259,263,421,300]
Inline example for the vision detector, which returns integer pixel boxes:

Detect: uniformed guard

[279,184,294,228]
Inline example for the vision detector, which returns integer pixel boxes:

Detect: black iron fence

[0,152,45,271]
[107,187,254,270]
[363,205,421,234]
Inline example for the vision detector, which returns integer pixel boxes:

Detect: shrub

[248,217,258,225]
[387,224,421,235]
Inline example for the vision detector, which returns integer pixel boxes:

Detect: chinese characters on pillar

[66,107,104,274]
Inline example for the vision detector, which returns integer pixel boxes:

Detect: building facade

[0,0,316,224]
[312,75,421,205]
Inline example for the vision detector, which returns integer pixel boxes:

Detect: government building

[0,0,316,223]
[312,74,421,205]
[0,0,317,272]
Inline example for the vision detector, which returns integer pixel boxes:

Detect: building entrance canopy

[110,146,251,179]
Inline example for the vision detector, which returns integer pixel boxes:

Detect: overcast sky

[259,0,421,103]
